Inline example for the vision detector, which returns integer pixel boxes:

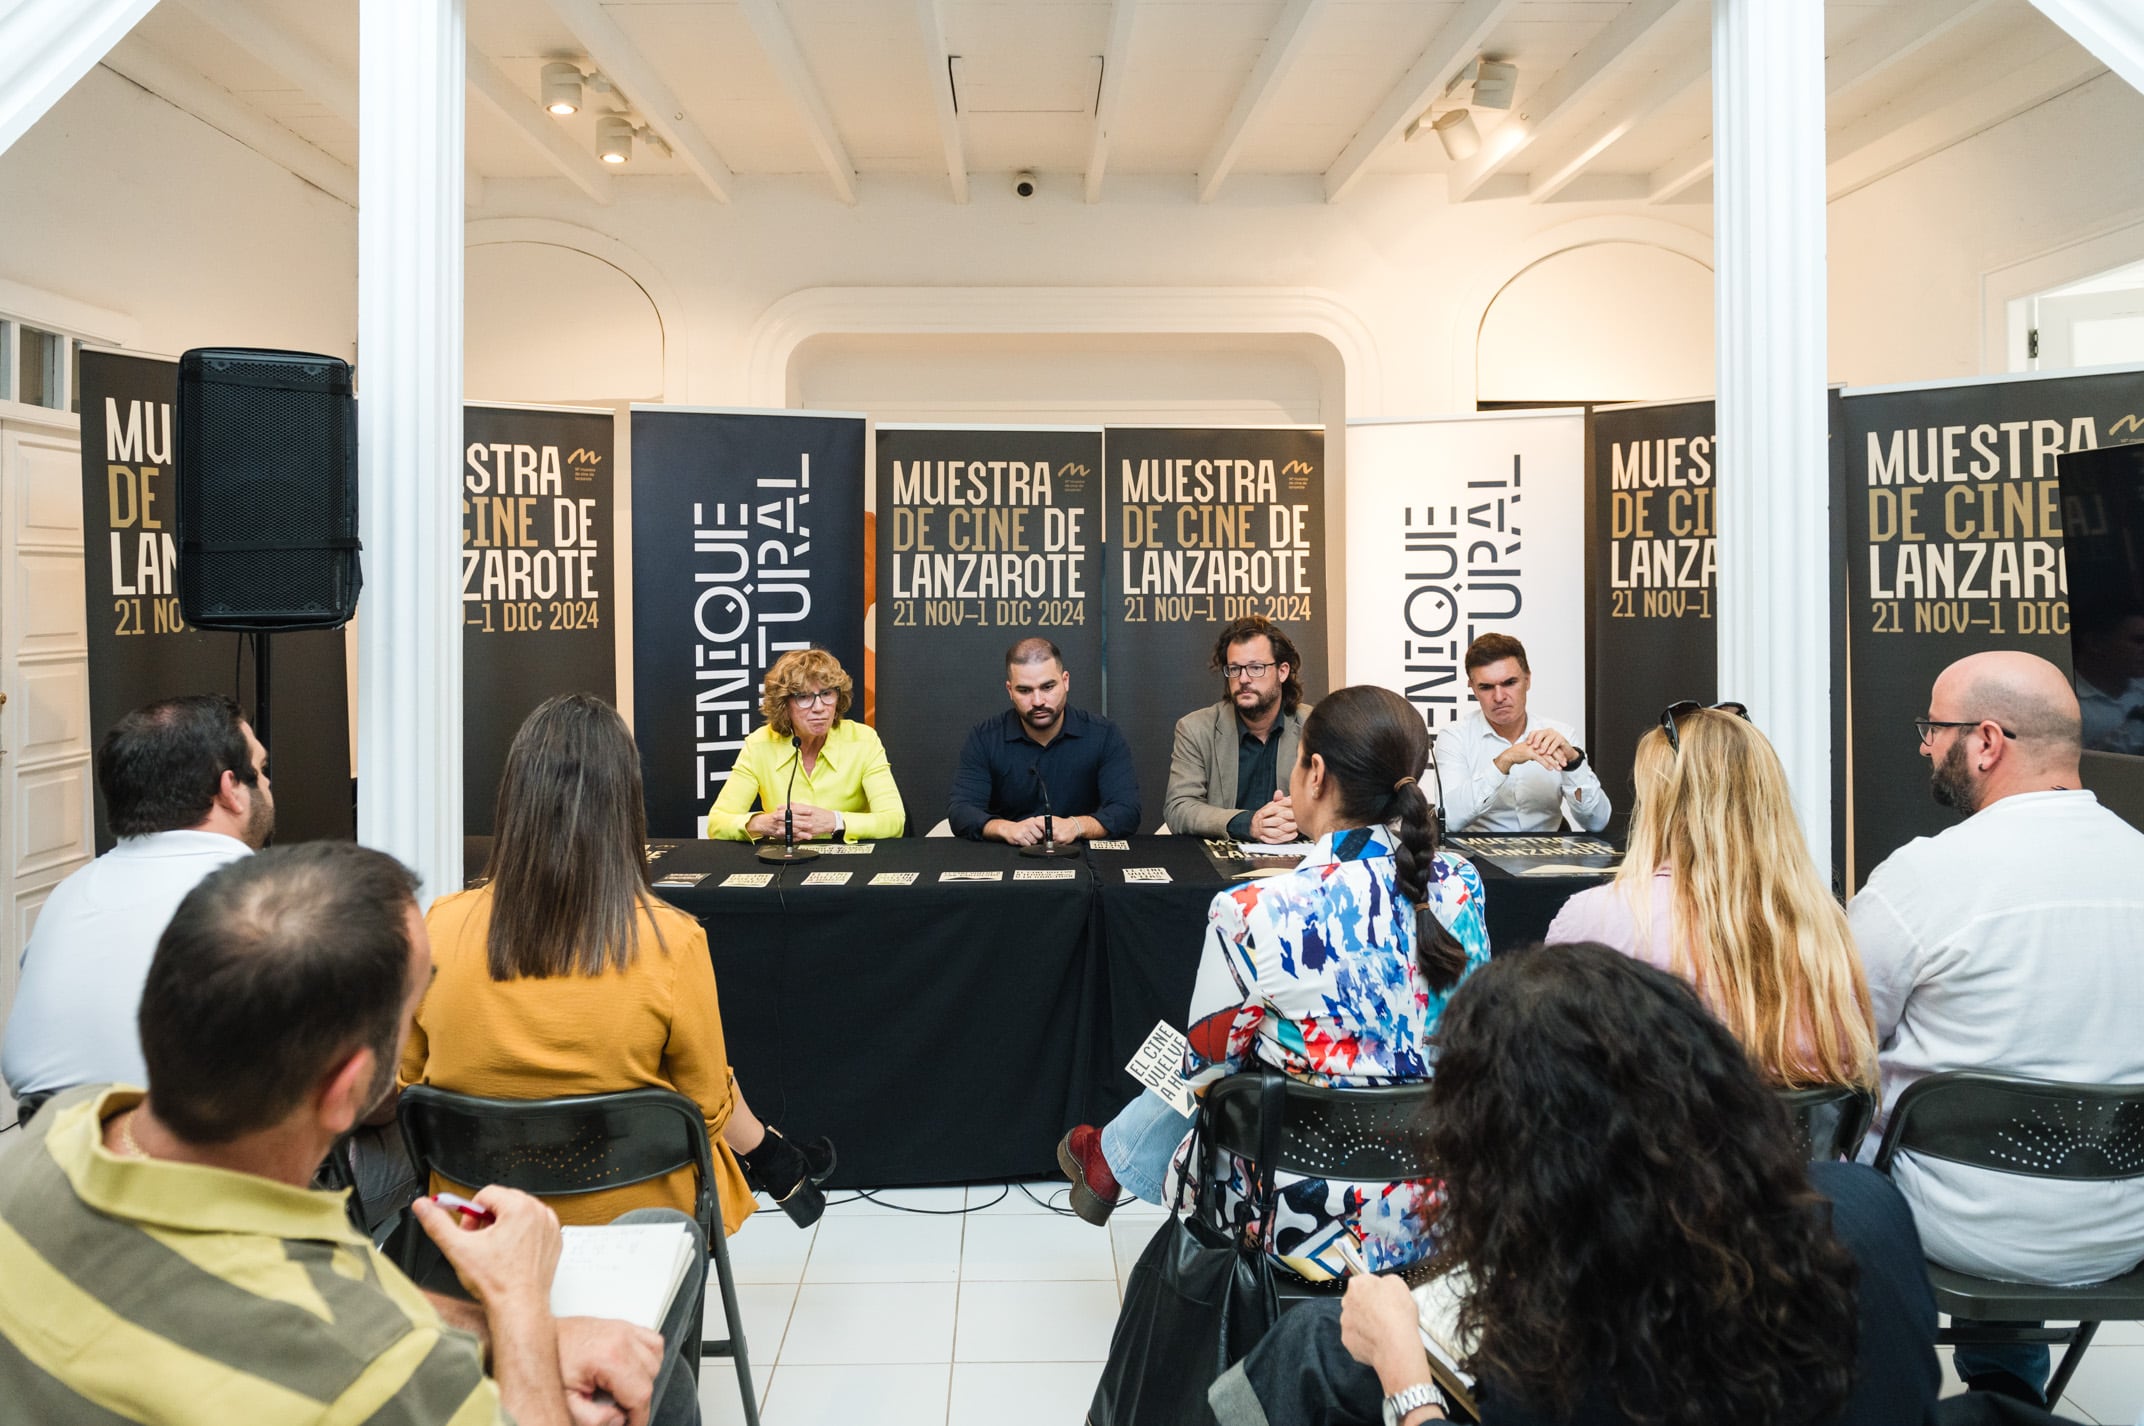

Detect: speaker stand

[251,630,273,749]
[755,841,821,865]
[1019,839,1084,859]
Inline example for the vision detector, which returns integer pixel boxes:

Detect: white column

[1713,0,1832,874]
[358,0,464,902]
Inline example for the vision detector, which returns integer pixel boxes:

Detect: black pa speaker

[176,348,361,632]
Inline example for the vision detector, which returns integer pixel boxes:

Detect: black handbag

[1088,1068,1286,1426]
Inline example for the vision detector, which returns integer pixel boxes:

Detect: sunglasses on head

[1660,700,1751,753]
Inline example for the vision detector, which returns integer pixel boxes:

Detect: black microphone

[756,733,820,864]
[1425,735,1449,844]
[1021,761,1081,859]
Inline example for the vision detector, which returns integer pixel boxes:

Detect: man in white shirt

[1850,650,2144,1406]
[3,694,271,1119]
[1433,633,1609,834]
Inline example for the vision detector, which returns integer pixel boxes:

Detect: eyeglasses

[1660,699,1750,753]
[1914,718,2016,747]
[788,689,837,708]
[1223,662,1275,681]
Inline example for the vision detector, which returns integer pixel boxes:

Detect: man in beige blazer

[1163,616,1312,842]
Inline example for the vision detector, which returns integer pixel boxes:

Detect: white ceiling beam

[2026,0,2144,95]
[175,0,359,125]
[0,0,161,158]
[1529,47,1706,203]
[1197,0,1327,203]
[101,34,359,206]
[545,0,735,203]
[1447,0,1683,202]
[1085,0,1140,204]
[914,0,967,203]
[738,0,856,204]
[465,47,611,204]
[1322,0,1517,204]
[1827,39,2104,200]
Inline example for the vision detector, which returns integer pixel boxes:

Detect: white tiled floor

[699,1183,2144,1426]
[696,1181,1159,1426]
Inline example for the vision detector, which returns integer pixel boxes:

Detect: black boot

[739,1126,833,1228]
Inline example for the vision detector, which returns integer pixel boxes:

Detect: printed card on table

[1089,839,1130,851]
[1122,867,1172,884]
[720,873,774,889]
[940,870,1005,883]
[800,870,853,887]
[651,872,707,889]
[815,842,875,855]
[868,871,919,887]
[1124,1021,1195,1117]
[1014,868,1077,881]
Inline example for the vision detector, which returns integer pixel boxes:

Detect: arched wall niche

[1476,241,1716,405]
[464,221,680,404]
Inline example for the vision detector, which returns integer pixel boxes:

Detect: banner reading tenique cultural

[1588,400,1715,822]
[1104,427,1326,827]
[78,349,352,851]
[629,406,867,838]
[1842,367,2144,887]
[874,425,1103,828]
[461,403,615,833]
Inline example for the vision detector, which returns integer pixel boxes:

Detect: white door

[0,409,93,1127]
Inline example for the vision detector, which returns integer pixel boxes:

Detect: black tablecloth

[458,834,1609,1187]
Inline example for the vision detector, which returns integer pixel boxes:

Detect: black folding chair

[1873,1071,2144,1407]
[396,1085,761,1426]
[1778,1083,1876,1162]
[1193,1070,1439,1307]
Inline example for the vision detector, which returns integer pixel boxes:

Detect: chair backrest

[1872,1071,2144,1181]
[397,1085,717,1233]
[1778,1083,1876,1161]
[1199,1072,1436,1181]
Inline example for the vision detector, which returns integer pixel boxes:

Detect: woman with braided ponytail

[1059,685,1490,1280]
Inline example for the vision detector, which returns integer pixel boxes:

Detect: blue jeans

[1100,1090,1196,1205]
[1950,1320,2049,1400]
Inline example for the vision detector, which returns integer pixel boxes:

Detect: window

[18,325,65,410]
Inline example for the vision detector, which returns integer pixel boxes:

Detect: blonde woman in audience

[401,693,835,1231]
[1545,702,1878,1088]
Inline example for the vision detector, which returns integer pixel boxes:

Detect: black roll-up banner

[2057,439,2144,832]
[629,407,868,838]
[461,404,616,833]
[1104,427,1328,825]
[1841,368,2144,886]
[79,349,353,851]
[1588,399,1716,825]
[874,426,1104,827]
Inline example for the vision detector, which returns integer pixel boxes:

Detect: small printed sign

[1124,1021,1195,1116]
[1014,868,1077,881]
[868,871,920,887]
[800,870,854,887]
[720,873,774,889]
[815,842,876,855]
[652,872,708,889]
[1089,839,1130,851]
[1122,867,1172,884]
[940,870,1005,883]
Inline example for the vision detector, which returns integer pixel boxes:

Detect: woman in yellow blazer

[401,693,834,1233]
[705,647,906,841]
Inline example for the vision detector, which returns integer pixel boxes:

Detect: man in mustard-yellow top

[706,647,906,841]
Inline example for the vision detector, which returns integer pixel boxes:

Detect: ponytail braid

[1390,776,1467,992]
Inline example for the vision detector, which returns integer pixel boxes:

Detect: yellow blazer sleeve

[706,734,772,839]
[842,724,907,841]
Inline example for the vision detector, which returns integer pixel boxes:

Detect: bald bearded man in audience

[1851,650,2144,1408]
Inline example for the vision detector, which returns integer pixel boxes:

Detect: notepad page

[550,1223,699,1331]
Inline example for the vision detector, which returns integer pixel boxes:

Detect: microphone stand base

[755,842,822,865]
[1018,841,1084,859]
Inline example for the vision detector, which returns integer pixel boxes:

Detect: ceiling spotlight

[1432,109,1480,161]
[541,62,582,116]
[1471,60,1518,111]
[597,115,633,164]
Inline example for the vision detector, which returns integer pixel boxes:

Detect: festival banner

[461,403,615,833]
[874,425,1104,828]
[78,349,353,851]
[1588,400,1715,822]
[1344,412,1586,816]
[629,406,868,838]
[1841,366,2144,886]
[1104,427,1327,826]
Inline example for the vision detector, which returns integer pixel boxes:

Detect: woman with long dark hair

[1212,945,1941,1426]
[1062,685,1491,1280]
[400,693,834,1231]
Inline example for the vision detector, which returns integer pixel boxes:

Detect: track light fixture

[1431,110,1480,161]
[541,61,582,115]
[597,115,633,164]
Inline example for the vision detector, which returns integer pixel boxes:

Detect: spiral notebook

[549,1222,701,1331]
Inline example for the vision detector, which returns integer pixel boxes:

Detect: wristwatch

[831,810,845,836]
[1383,1381,1444,1425]
[1560,745,1587,771]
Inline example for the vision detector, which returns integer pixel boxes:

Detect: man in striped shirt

[0,843,667,1426]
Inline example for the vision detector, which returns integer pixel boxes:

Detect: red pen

[431,1192,494,1227]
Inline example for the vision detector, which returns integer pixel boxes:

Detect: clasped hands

[747,803,839,839]
[1492,727,1577,775]
[1246,791,1298,844]
[994,813,1088,846]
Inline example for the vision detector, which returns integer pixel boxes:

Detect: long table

[462,834,1611,1187]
